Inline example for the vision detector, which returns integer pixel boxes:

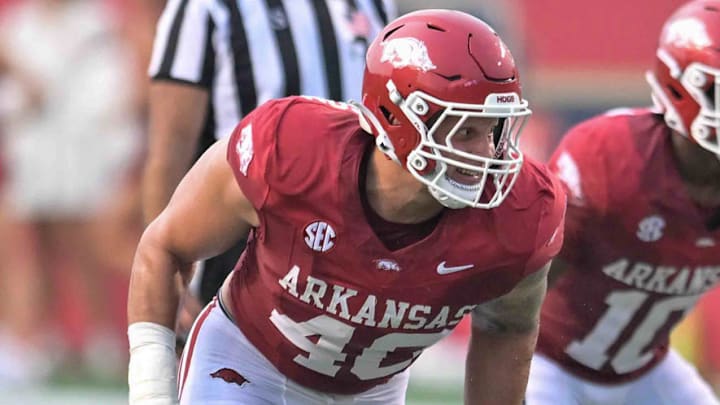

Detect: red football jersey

[539,108,720,384]
[225,96,565,394]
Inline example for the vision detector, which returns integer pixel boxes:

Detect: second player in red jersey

[528,2,720,404]
[539,108,719,381]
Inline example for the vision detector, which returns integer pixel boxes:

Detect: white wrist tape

[128,322,179,405]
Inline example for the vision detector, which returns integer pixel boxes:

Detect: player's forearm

[464,325,538,405]
[127,228,191,405]
[464,266,548,404]
[128,230,191,328]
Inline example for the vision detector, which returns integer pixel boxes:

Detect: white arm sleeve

[128,322,179,405]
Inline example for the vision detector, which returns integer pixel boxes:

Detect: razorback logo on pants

[210,368,249,386]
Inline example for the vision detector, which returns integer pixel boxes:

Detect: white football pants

[526,351,719,405]
[177,299,410,405]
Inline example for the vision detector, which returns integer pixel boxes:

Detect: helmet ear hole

[379,106,400,126]
[667,85,683,100]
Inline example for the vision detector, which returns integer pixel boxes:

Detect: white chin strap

[428,175,482,209]
[414,148,525,210]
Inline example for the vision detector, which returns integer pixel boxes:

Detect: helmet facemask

[683,62,720,154]
[384,79,531,209]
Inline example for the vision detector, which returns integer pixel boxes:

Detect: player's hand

[174,291,204,357]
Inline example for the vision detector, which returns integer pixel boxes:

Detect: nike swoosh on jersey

[436,261,475,275]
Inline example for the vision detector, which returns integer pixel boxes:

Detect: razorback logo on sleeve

[554,151,584,202]
[236,124,254,176]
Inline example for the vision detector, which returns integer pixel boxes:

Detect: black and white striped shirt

[149,0,395,144]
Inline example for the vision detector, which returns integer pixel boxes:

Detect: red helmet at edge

[647,0,720,155]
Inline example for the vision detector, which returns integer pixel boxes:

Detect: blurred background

[0,0,717,404]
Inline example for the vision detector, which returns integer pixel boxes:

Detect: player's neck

[365,149,444,224]
[671,134,720,181]
[670,133,720,207]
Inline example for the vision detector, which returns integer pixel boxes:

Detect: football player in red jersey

[127,9,565,405]
[526,1,720,404]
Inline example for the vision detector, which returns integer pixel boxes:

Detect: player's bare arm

[128,138,256,404]
[464,262,550,405]
[142,82,210,224]
[130,136,256,325]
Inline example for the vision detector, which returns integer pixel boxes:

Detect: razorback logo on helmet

[663,17,712,48]
[380,37,437,72]
[210,368,249,386]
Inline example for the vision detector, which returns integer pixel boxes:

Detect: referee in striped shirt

[143,0,396,334]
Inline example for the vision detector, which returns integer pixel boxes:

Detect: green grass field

[0,384,461,405]
[0,375,462,405]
